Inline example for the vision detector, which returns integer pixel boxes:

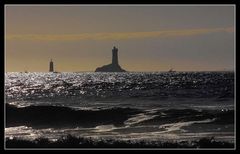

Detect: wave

[6,104,234,130]
[131,108,234,126]
[6,104,141,128]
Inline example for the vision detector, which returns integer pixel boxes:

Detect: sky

[5,5,235,72]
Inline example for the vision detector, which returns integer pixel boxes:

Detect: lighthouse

[112,46,119,66]
[49,59,54,72]
[95,46,126,72]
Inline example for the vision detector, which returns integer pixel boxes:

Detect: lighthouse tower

[49,59,54,72]
[112,46,119,66]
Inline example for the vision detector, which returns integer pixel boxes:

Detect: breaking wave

[6,104,234,129]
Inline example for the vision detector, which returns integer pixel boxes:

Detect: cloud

[6,27,233,41]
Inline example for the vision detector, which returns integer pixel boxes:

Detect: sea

[5,72,235,143]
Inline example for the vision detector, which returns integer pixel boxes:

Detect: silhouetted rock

[95,64,126,72]
[95,46,126,72]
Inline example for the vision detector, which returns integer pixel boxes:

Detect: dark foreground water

[5,72,235,146]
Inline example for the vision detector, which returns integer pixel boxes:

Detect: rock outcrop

[95,64,126,72]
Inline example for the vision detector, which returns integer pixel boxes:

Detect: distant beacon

[49,59,54,72]
[112,46,119,66]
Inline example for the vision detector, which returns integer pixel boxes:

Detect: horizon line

[5,70,234,73]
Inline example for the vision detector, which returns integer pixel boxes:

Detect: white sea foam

[158,118,216,133]
[94,125,117,132]
[124,113,158,126]
[5,126,41,140]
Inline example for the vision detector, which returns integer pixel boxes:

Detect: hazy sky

[5,5,235,72]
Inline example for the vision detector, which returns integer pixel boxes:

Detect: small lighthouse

[49,59,54,72]
[112,46,119,66]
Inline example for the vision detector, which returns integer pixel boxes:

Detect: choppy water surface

[5,72,234,142]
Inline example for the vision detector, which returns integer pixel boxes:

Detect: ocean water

[5,72,234,142]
